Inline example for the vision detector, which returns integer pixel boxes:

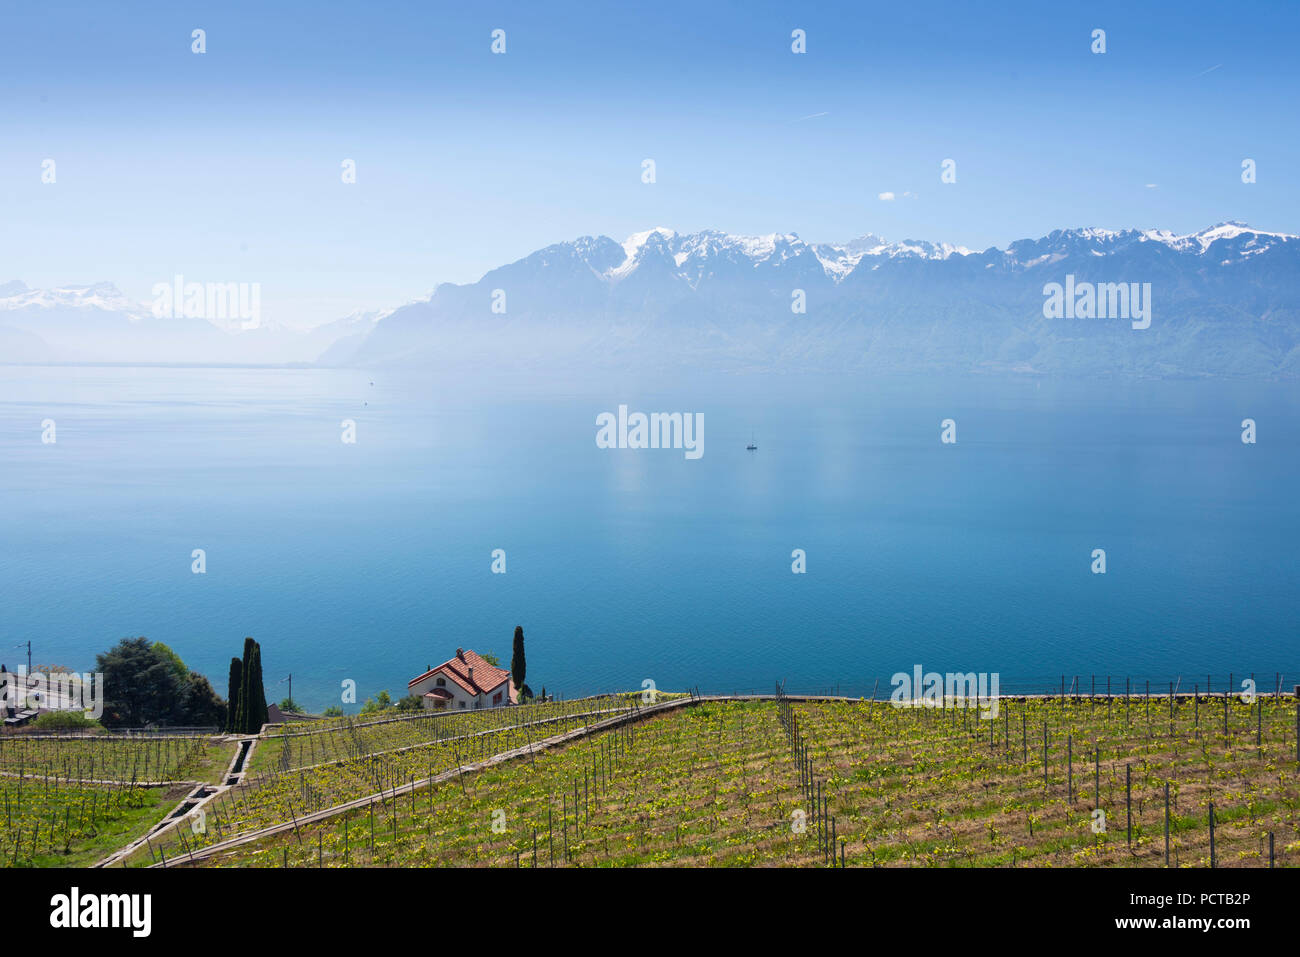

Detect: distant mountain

[6,222,1298,376]
[0,282,375,365]
[311,307,398,366]
[342,222,1300,378]
[0,282,224,363]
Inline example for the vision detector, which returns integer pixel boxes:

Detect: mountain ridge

[338,221,1300,377]
[4,222,1298,375]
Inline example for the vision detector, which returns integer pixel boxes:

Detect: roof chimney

[468,666,475,683]
[456,648,464,660]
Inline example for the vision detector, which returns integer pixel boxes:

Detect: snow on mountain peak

[620,227,676,259]
[1138,222,1297,253]
[1185,221,1296,252]
[601,227,975,284]
[0,281,138,314]
[593,221,1296,285]
[604,227,678,280]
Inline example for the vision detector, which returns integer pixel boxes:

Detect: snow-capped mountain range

[0,281,392,365]
[338,221,1300,377]
[4,222,1298,375]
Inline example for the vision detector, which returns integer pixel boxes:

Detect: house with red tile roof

[407,648,516,711]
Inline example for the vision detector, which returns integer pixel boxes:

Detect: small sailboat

[746,431,757,451]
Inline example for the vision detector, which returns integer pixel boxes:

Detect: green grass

[2,780,189,868]
[189,739,239,784]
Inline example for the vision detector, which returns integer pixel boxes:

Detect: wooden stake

[1164,782,1170,867]
[1209,802,1216,868]
[1125,764,1132,848]
[1042,722,1048,789]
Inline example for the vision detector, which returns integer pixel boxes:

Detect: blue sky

[2,0,1297,326]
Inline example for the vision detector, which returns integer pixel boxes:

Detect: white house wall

[410,673,509,710]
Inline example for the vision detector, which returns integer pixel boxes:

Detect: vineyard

[0,732,234,867]
[118,694,655,865]
[160,690,1300,869]
[0,733,222,784]
[1,773,193,868]
[3,685,1296,869]
[248,694,648,774]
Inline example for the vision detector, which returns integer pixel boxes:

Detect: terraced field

[0,731,242,868]
[5,689,1294,869]
[0,776,188,867]
[249,694,642,774]
[175,693,1300,868]
[200,699,787,868]
[0,731,228,869]
[0,733,218,784]
[792,693,1300,867]
[122,695,650,865]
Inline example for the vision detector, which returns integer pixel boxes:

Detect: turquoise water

[1,366,1296,710]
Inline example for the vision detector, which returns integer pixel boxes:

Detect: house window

[436,677,445,687]
[458,700,465,709]
[493,691,502,704]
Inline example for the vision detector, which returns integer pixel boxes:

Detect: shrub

[29,710,101,731]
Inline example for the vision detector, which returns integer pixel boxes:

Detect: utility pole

[11,641,30,675]
[277,673,292,710]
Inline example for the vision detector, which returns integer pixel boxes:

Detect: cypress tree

[244,643,268,732]
[236,637,255,733]
[225,657,242,733]
[511,625,526,700]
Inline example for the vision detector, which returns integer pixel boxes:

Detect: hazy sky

[2,0,1297,327]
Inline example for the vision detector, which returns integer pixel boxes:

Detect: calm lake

[1,365,1296,710]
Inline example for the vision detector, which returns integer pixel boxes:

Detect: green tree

[95,638,186,728]
[360,690,393,714]
[396,694,423,713]
[184,672,225,727]
[152,642,189,682]
[93,637,228,729]
[510,626,526,696]
[97,637,181,727]
[481,651,501,667]
[225,657,242,733]
[240,641,268,733]
[235,637,254,732]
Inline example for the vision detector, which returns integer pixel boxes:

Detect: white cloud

[878,192,895,201]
